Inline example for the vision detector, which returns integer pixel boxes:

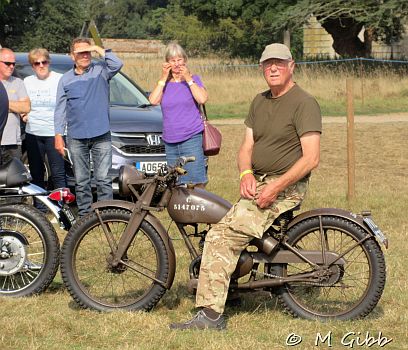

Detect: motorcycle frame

[91,173,387,292]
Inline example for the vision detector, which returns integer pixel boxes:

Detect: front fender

[91,200,176,289]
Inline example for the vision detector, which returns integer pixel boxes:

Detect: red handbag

[201,104,222,156]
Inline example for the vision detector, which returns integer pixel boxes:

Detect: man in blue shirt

[54,37,123,216]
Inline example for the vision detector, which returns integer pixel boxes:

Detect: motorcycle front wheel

[60,208,170,312]
[272,216,386,320]
[0,204,60,296]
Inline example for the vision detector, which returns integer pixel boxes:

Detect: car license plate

[136,161,166,174]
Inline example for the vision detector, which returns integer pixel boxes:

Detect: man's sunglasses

[33,60,49,67]
[0,61,16,67]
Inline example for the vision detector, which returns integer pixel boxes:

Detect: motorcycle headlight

[118,165,146,197]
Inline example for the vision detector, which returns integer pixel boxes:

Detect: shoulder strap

[200,104,208,121]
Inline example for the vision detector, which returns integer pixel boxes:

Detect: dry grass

[122,56,408,118]
[1,120,407,350]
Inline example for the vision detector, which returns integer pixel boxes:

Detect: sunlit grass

[3,120,407,350]
[121,56,408,118]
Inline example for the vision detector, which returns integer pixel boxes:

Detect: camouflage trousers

[195,175,308,314]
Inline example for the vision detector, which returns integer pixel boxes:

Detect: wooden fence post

[346,78,355,201]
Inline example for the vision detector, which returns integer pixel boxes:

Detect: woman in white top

[24,48,66,209]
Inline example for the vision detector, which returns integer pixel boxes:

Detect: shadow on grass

[224,291,284,316]
[158,282,193,310]
[45,280,66,293]
[158,282,284,316]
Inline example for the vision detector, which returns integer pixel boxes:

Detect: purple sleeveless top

[161,75,204,143]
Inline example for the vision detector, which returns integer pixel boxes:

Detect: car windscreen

[109,73,150,106]
[13,60,150,107]
[13,63,73,79]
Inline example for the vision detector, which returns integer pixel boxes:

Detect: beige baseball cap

[259,43,292,63]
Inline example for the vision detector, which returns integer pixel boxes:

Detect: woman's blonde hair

[165,42,187,62]
[28,48,50,65]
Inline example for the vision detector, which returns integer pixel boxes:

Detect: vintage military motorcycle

[60,157,387,320]
[0,158,76,296]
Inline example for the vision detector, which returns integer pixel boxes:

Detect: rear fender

[288,207,372,236]
[91,200,176,289]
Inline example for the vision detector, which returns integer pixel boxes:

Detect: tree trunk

[320,17,372,57]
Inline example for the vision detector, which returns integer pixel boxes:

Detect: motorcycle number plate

[136,161,166,174]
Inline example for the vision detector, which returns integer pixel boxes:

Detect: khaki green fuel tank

[167,187,232,224]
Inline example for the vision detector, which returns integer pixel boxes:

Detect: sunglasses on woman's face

[33,60,49,67]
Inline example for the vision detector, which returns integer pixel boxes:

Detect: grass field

[1,120,407,350]
[121,56,408,118]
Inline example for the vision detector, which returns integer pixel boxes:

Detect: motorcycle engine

[232,250,254,278]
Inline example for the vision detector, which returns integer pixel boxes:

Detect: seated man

[170,43,322,330]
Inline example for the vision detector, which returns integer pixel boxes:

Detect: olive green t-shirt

[244,84,322,175]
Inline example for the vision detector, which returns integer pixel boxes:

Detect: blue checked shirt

[54,50,123,139]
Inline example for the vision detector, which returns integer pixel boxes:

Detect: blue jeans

[165,133,208,185]
[67,132,112,217]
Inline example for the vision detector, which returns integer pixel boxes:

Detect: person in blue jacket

[54,37,123,216]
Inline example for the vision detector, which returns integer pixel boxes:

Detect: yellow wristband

[239,169,253,180]
[157,80,165,87]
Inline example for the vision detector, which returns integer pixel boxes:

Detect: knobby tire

[274,216,386,320]
[0,204,60,296]
[60,208,169,312]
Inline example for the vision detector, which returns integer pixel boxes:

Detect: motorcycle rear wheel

[273,216,386,320]
[60,208,169,312]
[0,204,60,296]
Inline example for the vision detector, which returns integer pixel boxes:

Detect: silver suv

[14,53,166,193]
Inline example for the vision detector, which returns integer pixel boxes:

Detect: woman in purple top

[149,42,208,187]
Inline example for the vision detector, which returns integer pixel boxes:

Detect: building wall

[303,16,408,59]
[93,38,166,58]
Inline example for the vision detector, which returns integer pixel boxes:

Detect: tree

[20,0,86,52]
[279,0,408,57]
[165,0,408,58]
[167,0,300,59]
[0,0,42,49]
[88,0,150,39]
[0,0,9,12]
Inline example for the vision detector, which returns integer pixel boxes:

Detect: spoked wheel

[60,209,169,312]
[0,204,60,296]
[273,216,386,320]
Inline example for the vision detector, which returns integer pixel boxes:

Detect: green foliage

[0,0,9,12]
[161,5,214,55]
[0,0,41,49]
[2,0,408,59]
[89,0,150,38]
[280,0,408,50]
[18,0,86,53]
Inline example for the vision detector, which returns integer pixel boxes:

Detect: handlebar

[178,156,196,166]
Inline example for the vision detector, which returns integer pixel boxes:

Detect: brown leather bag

[201,104,222,156]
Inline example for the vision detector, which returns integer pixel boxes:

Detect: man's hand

[240,173,257,199]
[54,134,65,157]
[74,45,105,57]
[20,113,29,122]
[255,180,280,209]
